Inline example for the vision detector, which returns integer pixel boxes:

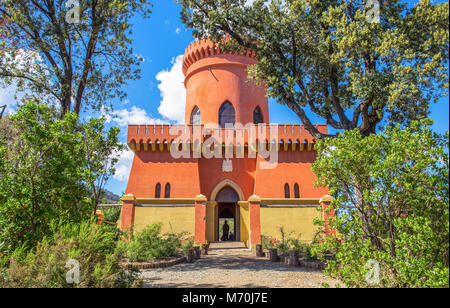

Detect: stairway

[208,241,248,250]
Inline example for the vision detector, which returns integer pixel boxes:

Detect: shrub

[261,235,277,250]
[312,122,449,287]
[0,219,140,288]
[118,223,183,262]
[181,239,194,255]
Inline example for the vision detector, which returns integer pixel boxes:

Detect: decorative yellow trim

[291,142,296,152]
[237,201,248,207]
[121,194,136,202]
[210,179,245,201]
[307,143,313,151]
[206,201,218,207]
[128,143,136,152]
[195,194,208,202]
[319,195,333,203]
[300,143,305,151]
[248,195,261,203]
[136,198,195,204]
[262,198,321,205]
[283,142,289,151]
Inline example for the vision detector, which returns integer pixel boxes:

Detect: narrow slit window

[294,183,300,198]
[284,183,290,198]
[155,183,161,198]
[165,183,171,198]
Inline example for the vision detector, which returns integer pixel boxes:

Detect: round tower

[182,39,269,126]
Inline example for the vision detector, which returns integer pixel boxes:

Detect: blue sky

[1,1,447,195]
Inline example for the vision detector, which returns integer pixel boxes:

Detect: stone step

[208,241,247,250]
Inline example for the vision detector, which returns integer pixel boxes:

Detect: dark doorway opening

[218,203,237,241]
[215,186,240,242]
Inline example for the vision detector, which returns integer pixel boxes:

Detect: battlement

[127,124,327,152]
[182,39,257,77]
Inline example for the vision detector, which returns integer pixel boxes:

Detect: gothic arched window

[219,101,236,128]
[164,183,171,198]
[190,106,201,125]
[155,183,161,198]
[294,183,300,198]
[253,106,264,124]
[284,183,290,198]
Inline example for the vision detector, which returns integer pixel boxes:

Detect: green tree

[178,0,449,138]
[311,122,449,287]
[0,101,122,253]
[0,0,152,117]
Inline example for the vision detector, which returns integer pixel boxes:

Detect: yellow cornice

[261,198,321,205]
[136,198,196,204]
[121,194,136,202]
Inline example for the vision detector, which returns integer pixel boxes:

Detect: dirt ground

[141,248,341,288]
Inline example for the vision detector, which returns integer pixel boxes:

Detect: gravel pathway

[141,249,341,288]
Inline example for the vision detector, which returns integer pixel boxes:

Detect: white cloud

[113,144,135,182]
[175,27,181,35]
[155,55,186,123]
[105,105,166,127]
[0,49,44,115]
[0,83,22,115]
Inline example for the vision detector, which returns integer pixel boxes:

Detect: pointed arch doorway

[212,181,243,242]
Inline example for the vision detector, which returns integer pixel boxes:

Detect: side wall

[260,207,321,242]
[133,206,195,235]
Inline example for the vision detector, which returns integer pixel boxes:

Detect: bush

[118,223,183,262]
[0,219,140,288]
[181,239,194,255]
[261,227,314,258]
[312,122,449,287]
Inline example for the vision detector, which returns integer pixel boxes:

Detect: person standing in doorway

[222,220,230,241]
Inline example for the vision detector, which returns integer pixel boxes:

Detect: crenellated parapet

[127,124,327,153]
[182,39,257,79]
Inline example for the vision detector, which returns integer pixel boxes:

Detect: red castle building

[120,39,333,248]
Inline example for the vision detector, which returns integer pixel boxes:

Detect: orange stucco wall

[123,39,331,244]
[183,39,268,125]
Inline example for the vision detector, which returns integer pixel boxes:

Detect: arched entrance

[216,186,240,241]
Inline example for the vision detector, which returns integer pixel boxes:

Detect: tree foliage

[0,101,122,253]
[0,0,152,116]
[312,122,449,287]
[178,0,449,138]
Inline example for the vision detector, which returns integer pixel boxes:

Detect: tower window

[294,183,300,198]
[284,183,290,198]
[253,106,264,124]
[190,106,201,125]
[155,183,161,198]
[219,101,236,128]
[165,183,171,198]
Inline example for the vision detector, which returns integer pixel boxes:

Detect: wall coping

[319,195,333,203]
[136,198,196,205]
